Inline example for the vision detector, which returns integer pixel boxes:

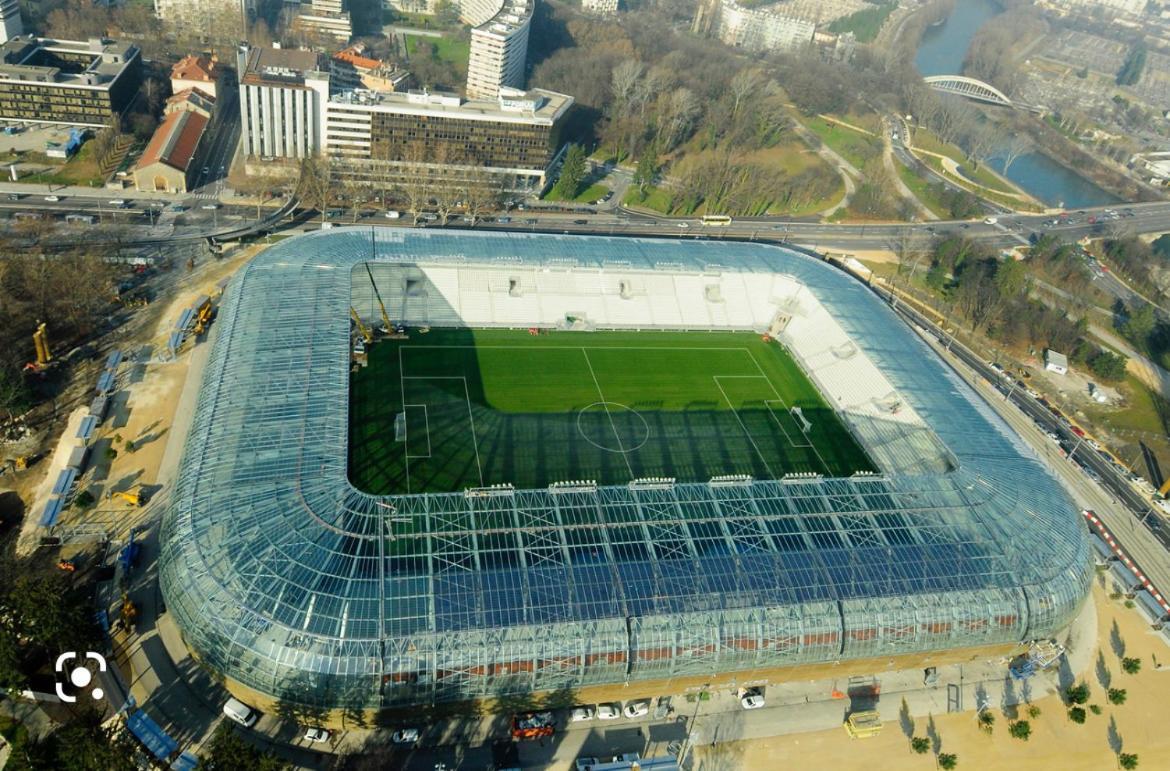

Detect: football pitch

[349,328,874,495]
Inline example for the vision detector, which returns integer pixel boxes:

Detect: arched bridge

[924,75,1012,107]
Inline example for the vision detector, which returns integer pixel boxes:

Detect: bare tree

[657,88,701,151]
[462,165,502,225]
[997,133,1031,174]
[296,153,334,223]
[398,143,432,225]
[729,68,767,123]
[611,60,645,118]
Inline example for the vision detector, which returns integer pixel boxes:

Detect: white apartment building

[1044,0,1145,17]
[466,0,532,99]
[154,0,253,26]
[718,0,815,53]
[295,0,352,42]
[237,46,329,159]
[0,0,22,44]
[581,0,619,15]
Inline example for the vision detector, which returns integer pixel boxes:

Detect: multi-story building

[0,36,142,127]
[323,85,573,193]
[237,45,329,159]
[331,44,411,93]
[154,0,252,28]
[465,0,532,99]
[1043,0,1145,17]
[295,0,352,42]
[717,0,815,53]
[171,53,220,100]
[0,0,22,45]
[581,0,619,15]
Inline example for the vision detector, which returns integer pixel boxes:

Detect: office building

[0,0,22,45]
[0,36,142,127]
[237,45,329,159]
[154,0,252,27]
[465,0,532,99]
[323,86,573,193]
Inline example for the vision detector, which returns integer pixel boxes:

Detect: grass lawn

[911,130,1019,195]
[1084,374,1170,471]
[895,160,948,218]
[803,116,880,171]
[21,141,106,187]
[544,182,609,203]
[349,328,873,495]
[404,34,470,68]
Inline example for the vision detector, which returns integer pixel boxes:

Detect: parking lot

[0,122,86,156]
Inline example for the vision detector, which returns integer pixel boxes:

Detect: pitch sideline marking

[398,346,411,494]
[399,373,484,487]
[712,377,778,479]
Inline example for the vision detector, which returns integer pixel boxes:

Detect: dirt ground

[11,244,267,560]
[695,577,1169,770]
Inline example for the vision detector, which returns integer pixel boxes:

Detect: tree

[938,754,958,770]
[998,133,1032,174]
[911,736,930,754]
[1066,683,1090,705]
[1008,720,1031,740]
[296,154,334,223]
[1121,657,1142,675]
[1121,303,1156,347]
[462,166,503,225]
[0,364,31,420]
[1119,753,1139,770]
[1152,233,1170,261]
[1089,350,1128,382]
[198,722,288,770]
[1117,43,1147,86]
[978,709,995,733]
[553,143,587,200]
[1068,706,1087,723]
[1107,688,1128,705]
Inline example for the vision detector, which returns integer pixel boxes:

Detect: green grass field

[349,329,873,495]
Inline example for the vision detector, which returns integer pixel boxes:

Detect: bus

[701,214,733,226]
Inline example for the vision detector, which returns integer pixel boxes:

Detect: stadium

[159,229,1093,711]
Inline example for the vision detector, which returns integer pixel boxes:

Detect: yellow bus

[701,214,733,226]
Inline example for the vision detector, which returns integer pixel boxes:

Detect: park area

[349,328,872,495]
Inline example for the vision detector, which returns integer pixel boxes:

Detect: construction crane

[349,307,373,345]
[364,264,394,333]
[1159,477,1170,498]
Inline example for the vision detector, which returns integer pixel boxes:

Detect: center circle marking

[576,402,651,453]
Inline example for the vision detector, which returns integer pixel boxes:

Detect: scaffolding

[158,230,1093,710]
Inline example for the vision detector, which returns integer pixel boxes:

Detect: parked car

[576,759,600,771]
[623,699,651,718]
[304,727,331,743]
[391,728,421,745]
[570,705,596,722]
[222,697,258,728]
[740,688,766,710]
[43,195,60,202]
[597,702,621,720]
[572,219,588,225]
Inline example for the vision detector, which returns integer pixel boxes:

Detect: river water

[913,0,1119,207]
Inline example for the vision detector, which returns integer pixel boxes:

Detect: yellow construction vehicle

[24,322,53,373]
[349,307,373,344]
[120,592,138,629]
[192,295,215,335]
[364,264,394,333]
[843,710,883,739]
[110,485,147,507]
[1159,478,1170,498]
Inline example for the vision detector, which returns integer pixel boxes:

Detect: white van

[384,210,401,219]
[108,199,126,207]
[222,697,258,727]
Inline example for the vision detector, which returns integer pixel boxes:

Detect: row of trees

[917,236,1128,381]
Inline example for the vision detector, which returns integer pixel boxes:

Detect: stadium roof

[160,230,1091,709]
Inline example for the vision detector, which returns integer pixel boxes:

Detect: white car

[44,195,60,202]
[570,705,596,722]
[391,727,421,745]
[303,727,330,743]
[676,222,690,228]
[597,702,621,720]
[623,699,651,718]
[740,690,766,710]
[984,216,998,225]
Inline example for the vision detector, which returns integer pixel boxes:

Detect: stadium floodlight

[464,483,516,499]
[548,480,598,494]
[628,477,676,491]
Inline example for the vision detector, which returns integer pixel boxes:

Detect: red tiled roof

[171,54,217,83]
[167,87,216,108]
[333,46,382,72]
[135,110,208,173]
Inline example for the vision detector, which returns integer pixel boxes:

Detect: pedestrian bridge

[924,75,1012,107]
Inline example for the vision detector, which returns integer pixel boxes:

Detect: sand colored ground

[696,577,1169,770]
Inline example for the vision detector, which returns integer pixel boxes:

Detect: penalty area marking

[403,404,432,459]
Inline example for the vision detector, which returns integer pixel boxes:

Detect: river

[913,0,1119,208]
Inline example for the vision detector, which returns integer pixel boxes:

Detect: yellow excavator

[349,307,373,345]
[192,295,215,335]
[110,485,147,507]
[23,322,52,373]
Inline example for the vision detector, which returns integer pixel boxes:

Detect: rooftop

[240,46,324,87]
[135,109,207,172]
[0,35,138,87]
[328,86,573,125]
[170,53,218,83]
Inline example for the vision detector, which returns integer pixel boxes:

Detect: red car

[1070,426,1086,438]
